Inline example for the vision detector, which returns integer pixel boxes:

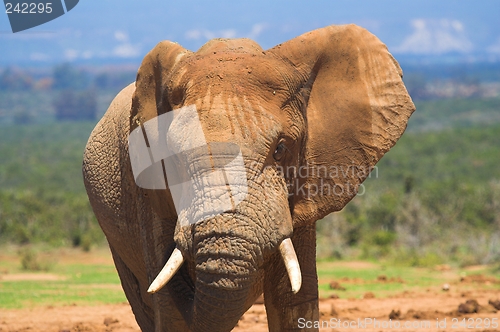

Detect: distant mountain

[1,0,499,66]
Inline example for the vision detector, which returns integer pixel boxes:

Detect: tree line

[0,64,136,122]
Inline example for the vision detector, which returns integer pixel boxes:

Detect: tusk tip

[279,238,303,295]
[147,284,158,294]
[147,248,184,295]
[291,281,302,294]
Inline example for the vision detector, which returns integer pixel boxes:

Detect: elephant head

[127,24,414,331]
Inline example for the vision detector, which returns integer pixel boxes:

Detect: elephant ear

[129,41,190,219]
[130,41,190,131]
[269,24,415,224]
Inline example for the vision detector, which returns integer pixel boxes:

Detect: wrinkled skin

[83,24,415,332]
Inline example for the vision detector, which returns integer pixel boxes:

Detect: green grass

[316,260,500,300]
[317,262,432,299]
[2,248,498,309]
[0,248,126,309]
[0,275,125,309]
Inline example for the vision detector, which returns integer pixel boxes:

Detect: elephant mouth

[146,237,301,331]
[148,238,302,295]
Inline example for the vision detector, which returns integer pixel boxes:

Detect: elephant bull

[82,24,415,331]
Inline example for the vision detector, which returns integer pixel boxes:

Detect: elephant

[82,24,415,332]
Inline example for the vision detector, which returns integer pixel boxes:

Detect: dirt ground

[1,251,499,331]
[1,288,499,332]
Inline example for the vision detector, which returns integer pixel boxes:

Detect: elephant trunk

[148,236,302,331]
[189,239,303,332]
[182,218,263,332]
[145,141,298,330]
[191,244,258,332]
[190,270,254,332]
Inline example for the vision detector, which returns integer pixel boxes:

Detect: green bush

[317,122,500,265]
[18,247,55,271]
[1,99,500,267]
[0,123,104,249]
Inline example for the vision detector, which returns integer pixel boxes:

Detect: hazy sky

[1,0,499,65]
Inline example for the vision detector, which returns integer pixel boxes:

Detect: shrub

[18,247,54,271]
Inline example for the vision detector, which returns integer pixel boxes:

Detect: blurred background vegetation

[0,61,499,267]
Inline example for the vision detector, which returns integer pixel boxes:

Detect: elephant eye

[273,142,287,161]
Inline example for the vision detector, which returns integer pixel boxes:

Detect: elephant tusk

[279,238,302,294]
[147,248,184,294]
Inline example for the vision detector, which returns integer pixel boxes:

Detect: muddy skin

[83,24,415,331]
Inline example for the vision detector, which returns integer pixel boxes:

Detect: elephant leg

[110,245,190,332]
[264,223,319,331]
[110,245,155,331]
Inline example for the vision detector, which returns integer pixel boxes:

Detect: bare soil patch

[0,303,140,332]
[0,273,66,282]
[1,289,499,332]
[236,288,500,332]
